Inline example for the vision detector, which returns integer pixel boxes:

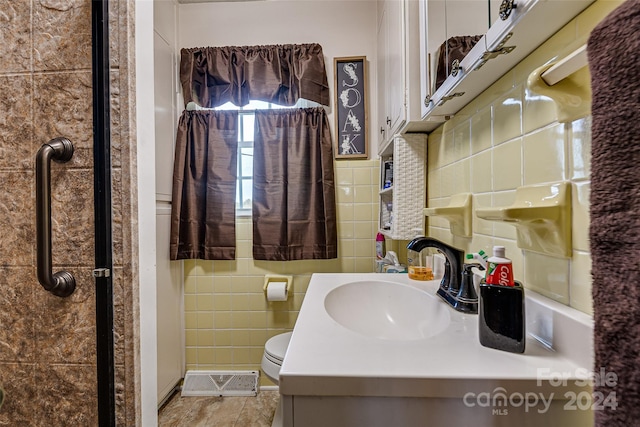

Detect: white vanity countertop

[279,273,594,398]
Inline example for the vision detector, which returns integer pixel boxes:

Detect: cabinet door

[422,0,489,97]
[386,0,405,134]
[377,2,388,147]
[420,0,445,117]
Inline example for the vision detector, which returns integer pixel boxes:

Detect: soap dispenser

[407,248,434,281]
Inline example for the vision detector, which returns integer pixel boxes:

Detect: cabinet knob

[380,127,385,135]
[386,117,391,125]
[450,59,462,78]
[499,0,516,20]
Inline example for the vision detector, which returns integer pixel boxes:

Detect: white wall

[178,0,379,153]
[154,0,184,405]
[135,0,158,424]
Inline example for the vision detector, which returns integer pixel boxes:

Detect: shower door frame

[91,0,116,425]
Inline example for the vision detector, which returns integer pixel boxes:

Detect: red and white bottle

[485,246,514,287]
[375,232,386,260]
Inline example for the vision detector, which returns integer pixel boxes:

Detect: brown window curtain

[252,107,337,261]
[170,110,238,260]
[180,43,330,108]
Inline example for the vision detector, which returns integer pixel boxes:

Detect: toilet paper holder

[263,275,293,296]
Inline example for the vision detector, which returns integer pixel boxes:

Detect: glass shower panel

[0,0,101,423]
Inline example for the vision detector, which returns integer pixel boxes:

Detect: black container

[478,280,525,353]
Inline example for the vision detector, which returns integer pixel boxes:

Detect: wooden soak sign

[334,56,368,159]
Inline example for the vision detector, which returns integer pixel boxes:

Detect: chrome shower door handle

[35,137,76,297]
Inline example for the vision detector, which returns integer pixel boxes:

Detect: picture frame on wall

[334,56,368,159]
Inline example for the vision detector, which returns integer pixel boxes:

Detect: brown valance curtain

[180,43,330,108]
[170,110,238,260]
[252,107,337,261]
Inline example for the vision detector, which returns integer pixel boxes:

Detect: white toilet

[261,332,292,427]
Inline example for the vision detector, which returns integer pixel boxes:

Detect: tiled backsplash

[426,0,623,316]
[428,87,591,312]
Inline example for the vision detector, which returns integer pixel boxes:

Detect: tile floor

[158,390,279,427]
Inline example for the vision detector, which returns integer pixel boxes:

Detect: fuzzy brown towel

[588,1,640,425]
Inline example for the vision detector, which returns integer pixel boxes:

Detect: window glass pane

[240,147,253,176]
[242,114,255,142]
[241,179,252,209]
[216,96,315,216]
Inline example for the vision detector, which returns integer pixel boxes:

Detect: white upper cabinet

[417,0,595,130]
[376,0,595,144]
[377,2,387,146]
[376,0,423,154]
[386,0,405,135]
[420,0,490,118]
[374,0,596,136]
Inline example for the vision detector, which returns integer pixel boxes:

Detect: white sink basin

[324,280,451,340]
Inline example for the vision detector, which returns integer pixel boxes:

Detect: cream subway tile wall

[183,159,380,384]
[426,0,624,316]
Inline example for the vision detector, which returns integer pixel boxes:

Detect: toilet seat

[264,332,292,363]
[261,332,292,384]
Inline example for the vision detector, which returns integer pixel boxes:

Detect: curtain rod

[185,101,323,113]
[185,103,257,114]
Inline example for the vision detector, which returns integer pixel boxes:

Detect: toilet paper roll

[266,281,288,301]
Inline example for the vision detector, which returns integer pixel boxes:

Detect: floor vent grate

[181,370,259,397]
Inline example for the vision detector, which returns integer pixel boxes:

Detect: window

[215,99,319,216]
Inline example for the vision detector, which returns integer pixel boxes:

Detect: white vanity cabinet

[417,0,595,131]
[376,0,424,148]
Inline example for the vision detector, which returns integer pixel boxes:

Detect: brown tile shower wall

[0,1,138,425]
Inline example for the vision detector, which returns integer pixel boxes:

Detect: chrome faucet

[406,237,479,314]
